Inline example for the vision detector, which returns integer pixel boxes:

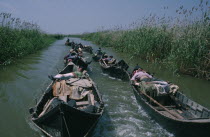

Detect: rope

[33,122,53,137]
[59,107,71,137]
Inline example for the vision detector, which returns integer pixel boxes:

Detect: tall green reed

[0,13,63,65]
[82,0,210,80]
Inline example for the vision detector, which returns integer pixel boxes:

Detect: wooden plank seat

[88,93,95,105]
[159,110,184,119]
[76,101,89,106]
[155,106,176,111]
[76,93,95,107]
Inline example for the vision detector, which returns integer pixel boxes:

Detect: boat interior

[33,63,102,118]
[146,91,210,120]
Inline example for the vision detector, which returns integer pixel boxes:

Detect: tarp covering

[66,78,92,88]
[140,81,179,97]
[52,79,92,100]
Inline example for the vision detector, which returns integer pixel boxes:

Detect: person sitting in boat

[101,54,109,63]
[71,41,75,48]
[76,48,83,57]
[64,49,77,60]
[132,64,142,75]
[78,43,83,48]
[64,49,74,58]
[67,52,78,62]
[64,49,79,63]
[95,48,103,55]
[65,38,70,45]
[48,66,85,80]
[77,48,82,53]
[107,55,116,64]
[131,68,153,85]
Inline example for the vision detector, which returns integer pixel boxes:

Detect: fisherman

[48,66,85,80]
[64,49,78,63]
[107,55,116,64]
[96,48,103,55]
[132,64,140,72]
[78,43,83,48]
[77,48,82,53]
[65,38,70,45]
[131,68,153,84]
[64,49,76,59]
[101,54,109,63]
[71,41,75,48]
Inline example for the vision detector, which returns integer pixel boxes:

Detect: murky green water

[0,38,209,137]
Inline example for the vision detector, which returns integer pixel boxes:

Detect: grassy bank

[82,1,210,80]
[0,13,64,65]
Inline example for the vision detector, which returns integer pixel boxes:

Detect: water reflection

[0,38,209,137]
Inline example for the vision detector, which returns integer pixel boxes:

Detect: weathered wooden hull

[131,84,210,137]
[30,63,104,137]
[65,42,70,46]
[99,61,129,81]
[64,58,89,70]
[32,103,102,137]
[82,47,93,54]
[65,42,75,46]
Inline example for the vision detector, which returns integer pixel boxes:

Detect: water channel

[0,38,209,137]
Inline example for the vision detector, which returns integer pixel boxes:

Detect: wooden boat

[130,75,210,137]
[65,41,75,47]
[99,59,129,80]
[92,50,104,62]
[92,54,103,62]
[65,41,70,46]
[82,45,93,54]
[64,57,91,70]
[29,62,104,137]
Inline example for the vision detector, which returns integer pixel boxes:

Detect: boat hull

[131,85,210,137]
[33,103,102,137]
[101,65,129,80]
[99,61,129,81]
[30,63,104,137]
[82,47,93,54]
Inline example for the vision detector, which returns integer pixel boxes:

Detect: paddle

[102,59,108,67]
[140,89,183,119]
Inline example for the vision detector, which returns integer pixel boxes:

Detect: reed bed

[0,13,64,65]
[82,0,210,80]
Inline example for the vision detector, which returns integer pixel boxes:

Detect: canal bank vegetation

[0,12,64,65]
[82,1,210,80]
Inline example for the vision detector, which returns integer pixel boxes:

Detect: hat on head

[78,48,82,51]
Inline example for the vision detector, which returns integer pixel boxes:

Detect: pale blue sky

[0,0,203,34]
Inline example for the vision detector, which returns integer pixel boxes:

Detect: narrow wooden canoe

[130,77,210,137]
[82,45,93,54]
[29,62,104,137]
[64,57,91,70]
[99,59,129,81]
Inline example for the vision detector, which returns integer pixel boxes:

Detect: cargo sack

[140,81,168,97]
[52,80,90,100]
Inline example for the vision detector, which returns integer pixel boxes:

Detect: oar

[102,59,108,67]
[140,90,183,119]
